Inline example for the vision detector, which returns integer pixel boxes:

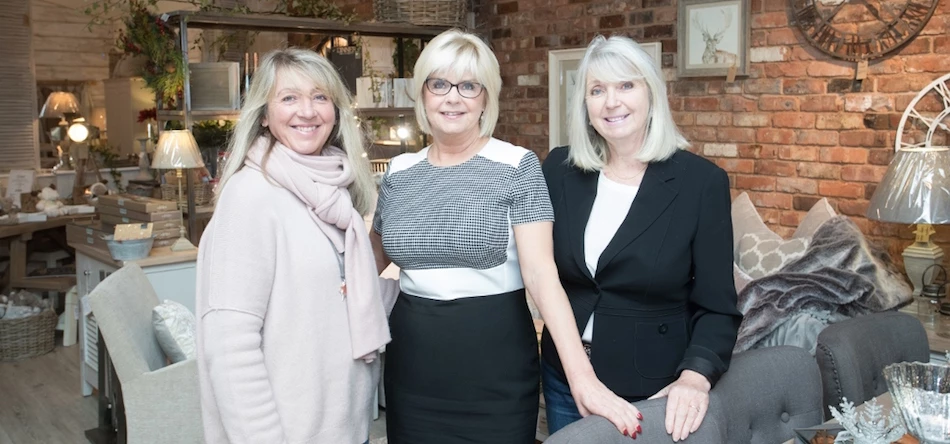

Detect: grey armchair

[815,310,930,420]
[88,264,204,444]
[543,346,824,444]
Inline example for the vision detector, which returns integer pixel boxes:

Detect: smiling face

[585,76,651,151]
[262,69,336,156]
[423,71,486,143]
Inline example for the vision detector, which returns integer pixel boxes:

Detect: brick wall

[472,0,950,266]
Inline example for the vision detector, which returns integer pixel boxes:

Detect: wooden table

[0,214,94,293]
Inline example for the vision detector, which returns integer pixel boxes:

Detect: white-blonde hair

[568,35,688,171]
[412,29,501,138]
[215,48,375,216]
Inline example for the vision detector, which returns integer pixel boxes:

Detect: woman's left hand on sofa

[648,370,711,442]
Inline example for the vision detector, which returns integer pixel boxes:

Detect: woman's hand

[570,372,643,438]
[648,370,711,442]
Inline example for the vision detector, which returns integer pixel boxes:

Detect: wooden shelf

[161,10,448,37]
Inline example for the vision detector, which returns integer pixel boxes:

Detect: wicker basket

[373,0,466,27]
[0,308,58,362]
[161,182,211,206]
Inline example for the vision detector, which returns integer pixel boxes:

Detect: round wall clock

[791,0,939,62]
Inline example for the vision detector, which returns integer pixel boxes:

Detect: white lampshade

[39,91,80,118]
[866,147,950,224]
[152,130,205,169]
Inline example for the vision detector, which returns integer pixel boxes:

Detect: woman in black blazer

[540,35,742,442]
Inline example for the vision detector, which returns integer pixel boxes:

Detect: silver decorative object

[829,397,906,444]
[883,361,950,444]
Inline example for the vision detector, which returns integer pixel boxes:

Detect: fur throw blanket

[734,216,912,353]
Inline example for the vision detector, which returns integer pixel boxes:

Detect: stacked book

[94,195,184,248]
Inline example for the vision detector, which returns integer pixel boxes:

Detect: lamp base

[903,241,944,297]
[169,235,196,251]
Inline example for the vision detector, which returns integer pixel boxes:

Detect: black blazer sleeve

[675,167,741,387]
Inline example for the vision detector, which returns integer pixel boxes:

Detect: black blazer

[540,147,742,399]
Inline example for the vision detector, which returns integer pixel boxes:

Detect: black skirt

[384,289,540,444]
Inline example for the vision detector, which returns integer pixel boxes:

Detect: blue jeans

[542,359,583,434]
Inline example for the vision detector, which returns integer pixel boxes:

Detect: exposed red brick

[797,162,841,179]
[735,175,776,191]
[805,62,854,77]
[793,195,822,211]
[744,79,783,95]
[733,113,771,127]
[756,128,796,144]
[780,211,805,228]
[841,165,887,183]
[772,112,816,129]
[904,54,950,73]
[766,28,798,45]
[738,144,778,159]
[748,191,793,209]
[783,79,826,95]
[776,177,819,194]
[779,146,819,161]
[763,62,808,78]
[800,95,840,112]
[695,112,730,126]
[820,147,869,164]
[673,112,695,127]
[758,96,799,111]
[935,35,950,54]
[720,96,758,112]
[752,11,788,28]
[684,97,720,111]
[682,126,718,142]
[816,114,865,130]
[818,181,865,198]
[718,127,756,143]
[755,160,797,177]
[716,159,756,173]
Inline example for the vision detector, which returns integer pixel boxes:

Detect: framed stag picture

[548,47,586,150]
[677,0,750,78]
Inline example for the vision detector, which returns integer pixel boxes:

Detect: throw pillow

[737,233,810,279]
[792,198,836,240]
[153,300,196,363]
[731,192,781,258]
[733,263,754,294]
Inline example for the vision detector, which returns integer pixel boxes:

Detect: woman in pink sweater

[196,48,393,444]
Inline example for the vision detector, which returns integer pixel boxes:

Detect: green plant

[392,38,421,77]
[88,141,127,192]
[113,1,184,108]
[192,120,234,149]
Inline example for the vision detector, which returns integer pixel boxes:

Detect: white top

[373,138,554,300]
[581,172,639,342]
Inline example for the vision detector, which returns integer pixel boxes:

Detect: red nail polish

[637,412,643,420]
[632,433,637,440]
[637,425,642,433]
[622,428,628,436]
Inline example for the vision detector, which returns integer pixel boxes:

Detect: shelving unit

[158,10,445,129]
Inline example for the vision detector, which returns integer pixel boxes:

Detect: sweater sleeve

[198,185,286,443]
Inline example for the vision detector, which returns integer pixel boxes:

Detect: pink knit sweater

[196,168,379,444]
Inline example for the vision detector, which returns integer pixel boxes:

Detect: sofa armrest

[123,359,204,443]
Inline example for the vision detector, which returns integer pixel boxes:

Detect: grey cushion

[544,346,823,444]
[815,311,930,420]
[152,300,197,363]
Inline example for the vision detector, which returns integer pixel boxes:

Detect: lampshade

[866,147,950,224]
[152,130,205,169]
[39,91,80,118]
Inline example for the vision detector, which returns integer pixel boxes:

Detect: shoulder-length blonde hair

[215,48,375,216]
[411,29,501,138]
[568,35,688,171]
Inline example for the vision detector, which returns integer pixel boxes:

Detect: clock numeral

[811,23,838,47]
[903,0,931,24]
[795,1,818,28]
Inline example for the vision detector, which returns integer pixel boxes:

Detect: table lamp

[151,130,205,251]
[867,146,950,296]
[39,91,81,171]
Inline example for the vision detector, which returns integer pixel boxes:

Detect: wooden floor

[0,342,98,444]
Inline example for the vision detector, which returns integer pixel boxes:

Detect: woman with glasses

[540,35,741,441]
[371,29,641,443]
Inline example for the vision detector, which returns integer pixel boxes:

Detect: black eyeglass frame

[424,78,485,99]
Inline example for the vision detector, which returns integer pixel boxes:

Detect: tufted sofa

[544,311,930,443]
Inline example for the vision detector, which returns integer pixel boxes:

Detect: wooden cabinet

[73,243,198,396]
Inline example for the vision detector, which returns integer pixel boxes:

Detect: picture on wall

[677,0,750,77]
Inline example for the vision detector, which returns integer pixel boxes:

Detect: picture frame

[677,0,750,78]
[547,43,664,150]
[548,48,586,150]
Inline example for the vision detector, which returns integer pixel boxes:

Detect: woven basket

[160,182,211,206]
[0,309,57,361]
[373,0,466,27]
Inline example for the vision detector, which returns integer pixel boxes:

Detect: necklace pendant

[340,280,347,300]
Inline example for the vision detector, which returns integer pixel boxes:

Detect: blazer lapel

[596,159,679,275]
[563,168,598,282]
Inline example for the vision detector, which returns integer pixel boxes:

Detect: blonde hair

[411,29,501,138]
[215,48,375,216]
[568,35,688,171]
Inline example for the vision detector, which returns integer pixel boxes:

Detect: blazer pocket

[634,318,688,379]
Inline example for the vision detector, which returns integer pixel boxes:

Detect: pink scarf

[244,137,390,360]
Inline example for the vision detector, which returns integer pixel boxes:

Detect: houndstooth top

[373,138,554,301]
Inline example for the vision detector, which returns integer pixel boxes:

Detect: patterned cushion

[737,233,809,279]
[152,300,196,363]
[731,192,781,258]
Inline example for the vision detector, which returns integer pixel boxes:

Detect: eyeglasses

[424,78,484,99]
